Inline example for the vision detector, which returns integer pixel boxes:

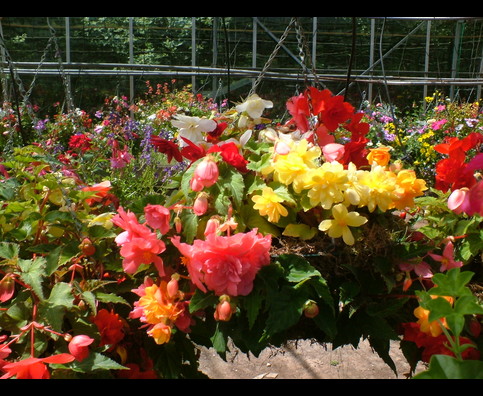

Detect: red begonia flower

[1,354,75,379]
[150,136,183,163]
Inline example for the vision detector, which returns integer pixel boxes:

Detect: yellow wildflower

[318,203,368,246]
[251,186,289,223]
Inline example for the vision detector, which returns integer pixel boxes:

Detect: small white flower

[236,94,273,119]
[171,114,217,146]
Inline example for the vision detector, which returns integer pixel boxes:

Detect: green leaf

[0,242,19,260]
[282,223,317,240]
[429,268,474,297]
[413,354,483,379]
[189,288,218,313]
[211,323,227,354]
[276,254,321,283]
[95,292,130,306]
[55,352,127,373]
[38,282,74,331]
[244,287,263,330]
[222,169,245,208]
[18,257,47,301]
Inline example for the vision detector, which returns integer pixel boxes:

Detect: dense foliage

[0,81,482,379]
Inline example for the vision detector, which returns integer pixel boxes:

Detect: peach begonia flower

[68,335,94,362]
[171,229,272,297]
[318,203,368,246]
[414,296,454,337]
[367,146,392,167]
[1,354,75,379]
[428,241,463,272]
[251,186,288,223]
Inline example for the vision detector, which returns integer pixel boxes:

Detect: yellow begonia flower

[88,212,115,229]
[298,161,349,209]
[252,187,289,223]
[318,203,368,246]
[367,146,391,167]
[358,165,398,212]
[271,139,321,186]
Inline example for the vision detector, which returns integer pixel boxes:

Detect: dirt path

[198,338,425,379]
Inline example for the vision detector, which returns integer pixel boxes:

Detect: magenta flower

[428,241,463,272]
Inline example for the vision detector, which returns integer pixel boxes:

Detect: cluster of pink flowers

[112,206,169,275]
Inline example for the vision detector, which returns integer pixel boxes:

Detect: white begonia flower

[236,94,273,119]
[171,114,217,147]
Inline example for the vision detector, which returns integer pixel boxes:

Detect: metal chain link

[249,17,297,96]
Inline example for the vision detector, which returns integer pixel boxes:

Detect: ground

[197,338,426,379]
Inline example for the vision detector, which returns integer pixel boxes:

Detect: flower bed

[0,81,482,379]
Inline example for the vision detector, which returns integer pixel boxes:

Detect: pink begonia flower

[322,143,345,162]
[190,155,219,191]
[447,188,469,214]
[448,180,483,217]
[398,259,433,279]
[68,335,94,362]
[112,206,166,275]
[428,241,463,272]
[171,229,272,297]
[144,204,171,234]
[204,218,220,236]
[1,354,75,379]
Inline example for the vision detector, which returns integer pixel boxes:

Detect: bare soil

[198,338,426,379]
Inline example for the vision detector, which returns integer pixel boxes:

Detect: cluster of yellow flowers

[252,138,427,245]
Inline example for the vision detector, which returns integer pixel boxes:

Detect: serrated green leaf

[18,257,46,301]
[95,292,130,306]
[189,288,218,313]
[414,354,483,379]
[429,268,474,297]
[276,254,321,283]
[282,223,317,240]
[0,242,19,260]
[54,352,127,373]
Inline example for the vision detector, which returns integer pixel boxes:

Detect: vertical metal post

[212,17,218,95]
[0,18,9,102]
[252,17,257,88]
[368,18,375,103]
[191,17,196,92]
[64,17,73,109]
[450,20,463,100]
[129,17,134,110]
[423,20,431,107]
[312,17,317,70]
[477,43,483,101]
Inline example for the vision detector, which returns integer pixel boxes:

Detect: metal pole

[368,18,375,103]
[477,43,483,101]
[312,17,317,70]
[212,17,218,95]
[191,17,196,92]
[65,17,72,107]
[0,18,8,102]
[423,20,431,107]
[450,20,463,100]
[252,17,257,88]
[129,17,134,109]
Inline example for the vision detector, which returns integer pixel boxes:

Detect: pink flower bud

[447,188,468,214]
[303,300,319,318]
[322,143,345,162]
[191,156,219,191]
[0,273,15,303]
[167,277,179,299]
[214,299,235,322]
[68,335,94,362]
[193,193,209,216]
[204,218,220,236]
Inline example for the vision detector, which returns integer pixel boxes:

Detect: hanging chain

[294,17,323,90]
[249,17,297,96]
[47,18,74,112]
